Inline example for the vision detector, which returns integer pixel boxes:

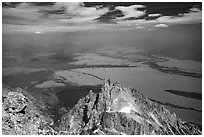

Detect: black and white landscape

[2,2,202,135]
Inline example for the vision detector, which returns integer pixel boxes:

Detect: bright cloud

[148,13,161,17]
[117,6,201,28]
[115,5,146,20]
[154,23,168,28]
[2,2,109,33]
[189,7,201,12]
[53,2,108,19]
[156,8,202,24]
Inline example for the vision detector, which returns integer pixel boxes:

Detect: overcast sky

[2,2,202,34]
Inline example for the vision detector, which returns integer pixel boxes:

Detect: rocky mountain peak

[57,80,202,135]
[2,80,202,135]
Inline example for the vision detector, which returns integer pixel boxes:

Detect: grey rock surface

[2,80,202,135]
[2,85,56,135]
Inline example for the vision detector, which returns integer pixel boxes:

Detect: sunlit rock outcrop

[2,85,56,135]
[57,80,201,135]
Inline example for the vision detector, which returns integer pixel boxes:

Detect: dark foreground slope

[2,80,202,135]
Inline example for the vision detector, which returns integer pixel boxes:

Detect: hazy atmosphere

[2,2,202,135]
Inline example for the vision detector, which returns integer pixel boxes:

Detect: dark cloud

[85,2,202,16]
[29,2,55,6]
[39,7,66,16]
[143,2,201,16]
[84,2,144,8]
[91,2,202,22]
[2,2,55,7]
[2,2,21,8]
[95,9,123,24]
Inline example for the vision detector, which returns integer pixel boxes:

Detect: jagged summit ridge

[103,80,163,129]
[2,81,202,135]
[58,80,201,135]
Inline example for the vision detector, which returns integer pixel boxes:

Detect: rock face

[2,80,202,135]
[57,80,201,135]
[2,85,55,135]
